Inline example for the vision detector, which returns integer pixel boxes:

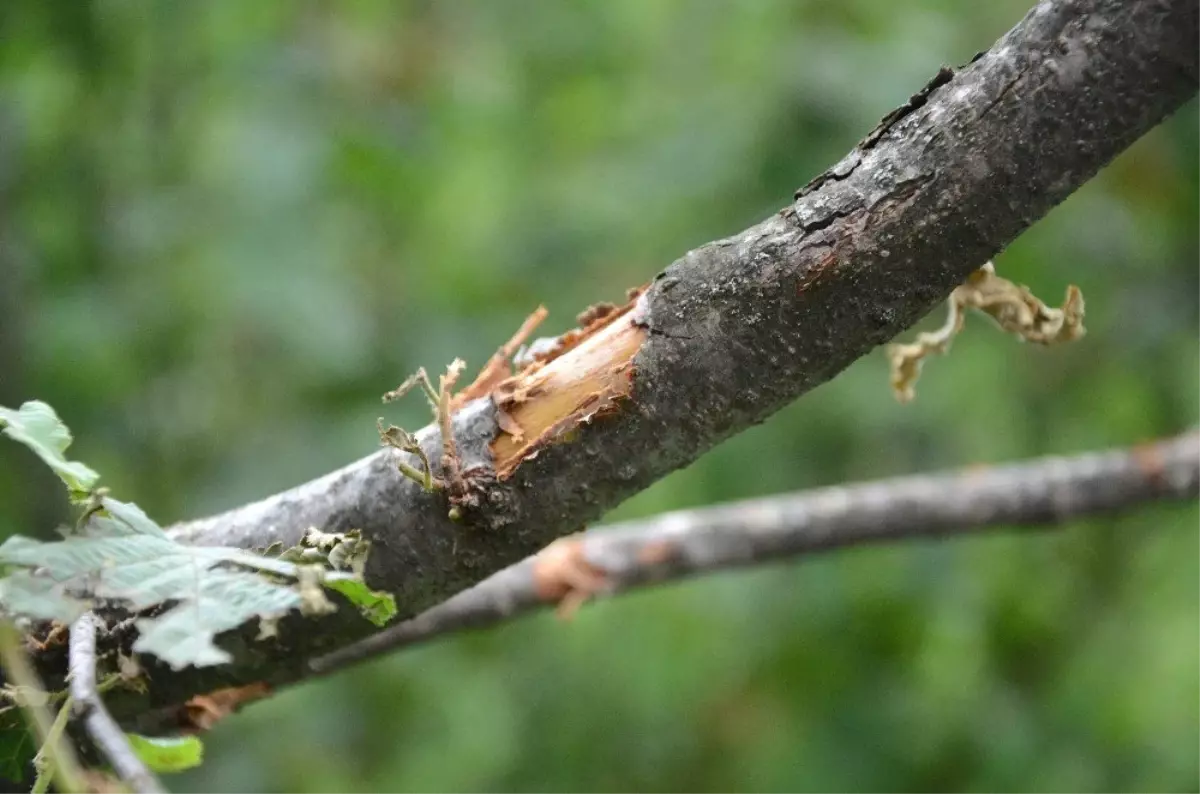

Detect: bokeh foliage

[0,0,1195,791]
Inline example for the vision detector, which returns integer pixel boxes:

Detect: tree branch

[311,432,1200,675]
[69,614,164,794]
[35,0,1196,730]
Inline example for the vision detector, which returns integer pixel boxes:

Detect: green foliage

[126,734,205,774]
[0,713,34,783]
[0,403,99,499]
[0,407,393,671]
[0,0,1194,791]
[325,579,397,628]
[0,495,313,668]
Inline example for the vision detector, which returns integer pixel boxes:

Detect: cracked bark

[27,0,1198,731]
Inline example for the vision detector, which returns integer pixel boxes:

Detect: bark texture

[311,431,1200,675]
[36,0,1199,729]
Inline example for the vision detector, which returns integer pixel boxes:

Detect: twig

[0,621,88,793]
[311,431,1200,675]
[68,614,164,794]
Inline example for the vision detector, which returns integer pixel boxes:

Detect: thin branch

[0,621,88,794]
[68,614,164,794]
[311,432,1199,675]
[39,0,1197,729]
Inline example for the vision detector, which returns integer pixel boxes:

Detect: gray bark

[34,0,1198,730]
[312,432,1200,676]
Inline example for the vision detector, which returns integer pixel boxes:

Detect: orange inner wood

[490,310,646,478]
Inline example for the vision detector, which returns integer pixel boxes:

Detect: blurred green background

[0,0,1196,791]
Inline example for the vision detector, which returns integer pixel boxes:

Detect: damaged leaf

[278,529,397,625]
[282,528,371,575]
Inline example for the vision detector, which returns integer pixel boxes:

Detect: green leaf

[0,572,88,624]
[0,498,308,670]
[0,402,100,497]
[125,734,204,773]
[0,498,392,670]
[325,577,397,627]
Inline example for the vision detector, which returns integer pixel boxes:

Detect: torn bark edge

[794,65,956,200]
[484,286,651,481]
[531,536,612,618]
[450,306,549,411]
[524,529,694,619]
[176,682,272,734]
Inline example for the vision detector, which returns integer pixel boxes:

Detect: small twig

[379,359,469,505]
[310,431,1199,676]
[0,621,88,794]
[69,614,165,794]
[382,367,439,410]
[452,305,549,408]
[377,419,438,491]
[438,359,466,494]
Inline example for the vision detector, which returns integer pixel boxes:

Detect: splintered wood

[456,288,648,480]
[492,291,646,478]
[450,306,549,411]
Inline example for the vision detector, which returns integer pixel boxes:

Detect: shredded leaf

[279,529,396,625]
[282,528,371,576]
[125,734,204,773]
[887,261,1085,402]
[0,402,99,498]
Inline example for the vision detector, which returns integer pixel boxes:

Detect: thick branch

[47,0,1197,728]
[311,432,1200,675]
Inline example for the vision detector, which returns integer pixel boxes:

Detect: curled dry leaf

[888,261,1085,402]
